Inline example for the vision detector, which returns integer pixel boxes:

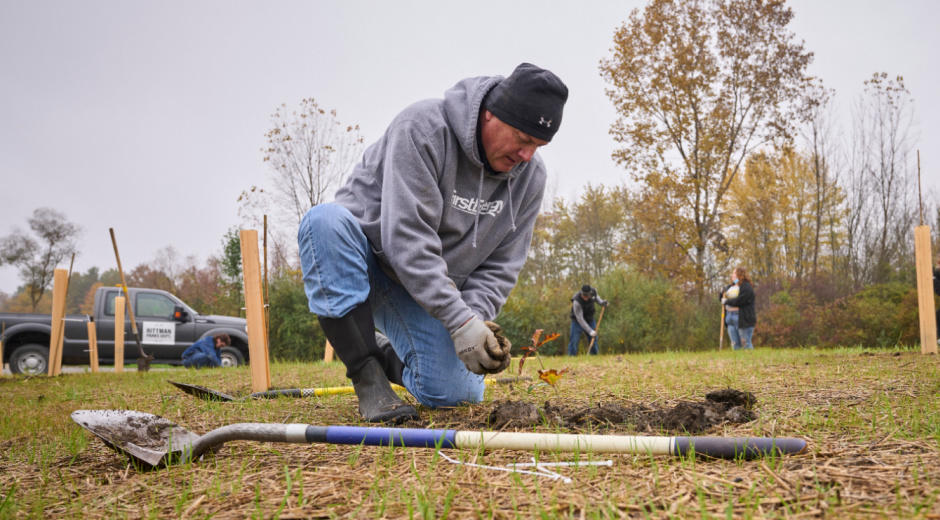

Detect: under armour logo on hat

[539,117,552,128]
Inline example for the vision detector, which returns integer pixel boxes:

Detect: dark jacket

[934,266,939,296]
[722,281,756,329]
[182,336,221,365]
[570,288,608,332]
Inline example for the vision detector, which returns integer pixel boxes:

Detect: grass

[1,345,940,518]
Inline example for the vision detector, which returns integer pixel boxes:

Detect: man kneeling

[297,63,568,423]
[181,333,230,369]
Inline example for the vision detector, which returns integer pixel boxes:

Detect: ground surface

[2,347,940,518]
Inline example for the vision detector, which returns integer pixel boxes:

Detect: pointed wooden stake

[114,296,125,373]
[915,225,937,354]
[48,268,69,376]
[240,230,271,392]
[87,320,99,373]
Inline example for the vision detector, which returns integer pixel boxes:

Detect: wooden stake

[51,253,77,376]
[114,296,125,373]
[240,230,271,392]
[48,268,69,376]
[719,305,726,351]
[87,320,99,373]
[915,225,938,354]
[324,340,335,363]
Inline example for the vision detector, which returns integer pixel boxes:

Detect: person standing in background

[721,268,756,350]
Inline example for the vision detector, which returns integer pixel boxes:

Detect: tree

[520,186,630,288]
[0,208,81,311]
[802,83,842,279]
[845,73,918,284]
[600,0,814,293]
[239,99,365,270]
[725,148,844,281]
[262,98,364,224]
[214,227,243,316]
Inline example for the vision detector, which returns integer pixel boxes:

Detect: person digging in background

[298,63,568,423]
[181,333,230,369]
[567,284,608,356]
[721,268,756,350]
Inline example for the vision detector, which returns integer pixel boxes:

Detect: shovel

[168,377,532,402]
[71,409,808,470]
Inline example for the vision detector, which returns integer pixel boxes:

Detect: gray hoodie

[334,74,547,333]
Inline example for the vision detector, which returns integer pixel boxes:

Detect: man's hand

[452,318,512,375]
[721,298,728,305]
[589,330,597,337]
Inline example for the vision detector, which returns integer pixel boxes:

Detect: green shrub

[267,269,326,362]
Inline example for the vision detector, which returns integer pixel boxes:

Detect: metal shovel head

[167,380,237,402]
[71,409,201,469]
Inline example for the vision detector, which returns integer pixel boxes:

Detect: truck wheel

[11,344,50,375]
[219,347,244,368]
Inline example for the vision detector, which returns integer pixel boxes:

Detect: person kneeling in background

[181,333,230,369]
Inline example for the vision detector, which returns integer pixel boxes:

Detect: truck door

[95,290,127,361]
[134,292,196,359]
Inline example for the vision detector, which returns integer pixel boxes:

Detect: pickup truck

[1,286,249,375]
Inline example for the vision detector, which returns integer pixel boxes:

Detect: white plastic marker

[438,452,572,484]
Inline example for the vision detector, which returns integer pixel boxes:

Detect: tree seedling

[517,329,567,394]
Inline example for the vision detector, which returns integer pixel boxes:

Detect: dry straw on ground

[2,347,939,518]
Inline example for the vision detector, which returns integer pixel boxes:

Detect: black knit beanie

[484,63,568,142]
[581,285,593,296]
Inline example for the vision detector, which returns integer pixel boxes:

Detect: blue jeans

[182,352,219,369]
[298,203,485,408]
[725,310,754,350]
[567,319,599,355]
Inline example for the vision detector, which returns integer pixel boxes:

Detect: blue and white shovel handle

[71,410,806,468]
[185,423,806,461]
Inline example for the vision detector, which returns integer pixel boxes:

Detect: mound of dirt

[486,389,758,434]
[487,400,540,429]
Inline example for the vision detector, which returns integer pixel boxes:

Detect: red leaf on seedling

[537,368,569,386]
[518,329,561,375]
[525,329,543,354]
[538,333,560,347]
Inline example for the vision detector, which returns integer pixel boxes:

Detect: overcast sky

[1,0,938,297]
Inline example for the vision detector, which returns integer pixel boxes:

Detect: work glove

[451,317,512,375]
[589,330,597,337]
[601,301,609,307]
[721,298,728,305]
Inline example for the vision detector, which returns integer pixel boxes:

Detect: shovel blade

[137,352,154,372]
[168,380,236,402]
[71,410,200,469]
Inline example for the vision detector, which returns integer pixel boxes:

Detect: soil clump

[484,389,757,434]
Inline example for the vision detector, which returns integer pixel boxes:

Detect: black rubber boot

[317,302,417,424]
[375,332,406,387]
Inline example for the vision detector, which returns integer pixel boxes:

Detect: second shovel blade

[168,380,237,402]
